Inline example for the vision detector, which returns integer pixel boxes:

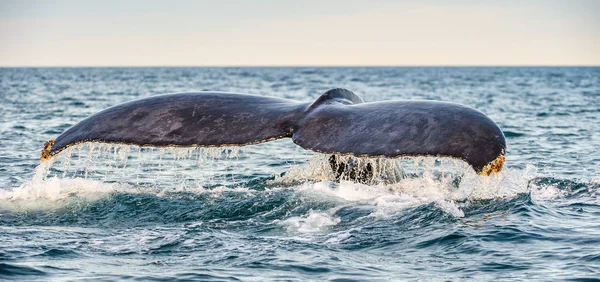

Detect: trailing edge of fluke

[41,88,506,176]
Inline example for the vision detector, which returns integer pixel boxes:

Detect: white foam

[298,180,466,218]
[0,157,271,212]
[6,151,576,220]
[279,210,341,233]
[291,164,545,218]
[300,180,389,201]
[0,176,119,211]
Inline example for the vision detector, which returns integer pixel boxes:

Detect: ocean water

[0,67,599,281]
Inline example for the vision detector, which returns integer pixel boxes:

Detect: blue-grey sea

[1,67,599,281]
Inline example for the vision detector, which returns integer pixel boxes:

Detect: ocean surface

[0,67,599,281]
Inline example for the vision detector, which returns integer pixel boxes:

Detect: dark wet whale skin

[46,88,506,174]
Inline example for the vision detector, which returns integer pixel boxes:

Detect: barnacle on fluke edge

[478,154,505,176]
[40,139,54,162]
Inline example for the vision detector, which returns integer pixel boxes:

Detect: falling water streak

[28,142,545,220]
[43,143,504,202]
[39,143,260,191]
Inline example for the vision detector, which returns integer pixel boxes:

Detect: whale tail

[41,89,505,175]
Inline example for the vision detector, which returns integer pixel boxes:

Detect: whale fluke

[41,88,506,176]
[44,92,305,155]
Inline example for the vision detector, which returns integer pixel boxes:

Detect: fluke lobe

[41,88,506,176]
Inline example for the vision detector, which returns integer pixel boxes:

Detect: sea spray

[44,143,246,189]
[6,141,562,221]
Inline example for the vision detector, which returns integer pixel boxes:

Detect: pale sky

[1,0,599,66]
